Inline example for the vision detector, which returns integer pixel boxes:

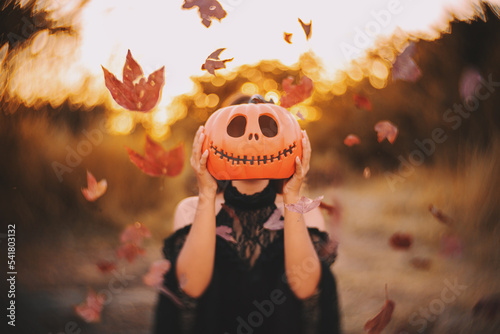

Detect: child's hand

[283,130,311,204]
[191,126,217,199]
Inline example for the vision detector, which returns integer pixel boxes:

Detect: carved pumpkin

[202,96,303,180]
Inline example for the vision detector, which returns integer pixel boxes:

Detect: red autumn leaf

[280,76,314,108]
[374,121,398,144]
[120,221,151,245]
[285,195,324,214]
[201,48,233,75]
[74,288,105,323]
[409,257,431,270]
[182,0,227,28]
[116,243,146,263]
[439,233,463,258]
[459,67,483,102]
[96,260,117,274]
[126,135,185,177]
[392,43,421,82]
[364,285,395,334]
[143,259,171,288]
[102,50,165,112]
[298,18,312,40]
[473,293,500,320]
[389,232,413,250]
[284,32,293,44]
[81,170,107,202]
[344,134,361,147]
[263,209,284,231]
[353,93,372,111]
[428,204,454,226]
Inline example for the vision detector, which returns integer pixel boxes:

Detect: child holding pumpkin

[153,96,340,333]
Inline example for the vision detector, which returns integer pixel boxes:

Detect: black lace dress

[153,183,341,334]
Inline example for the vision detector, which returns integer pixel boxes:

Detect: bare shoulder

[173,194,225,231]
[275,194,326,231]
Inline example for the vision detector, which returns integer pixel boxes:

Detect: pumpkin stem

[249,94,275,104]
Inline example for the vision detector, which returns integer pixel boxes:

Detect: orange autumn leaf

[344,134,361,147]
[126,135,185,177]
[353,93,372,111]
[280,76,313,108]
[284,32,293,44]
[298,18,312,40]
[116,242,146,263]
[202,48,233,75]
[182,0,227,28]
[120,222,151,245]
[96,260,117,274]
[364,285,395,334]
[81,170,107,202]
[374,121,398,144]
[102,50,165,112]
[74,288,105,323]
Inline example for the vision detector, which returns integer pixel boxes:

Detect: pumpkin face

[202,102,303,180]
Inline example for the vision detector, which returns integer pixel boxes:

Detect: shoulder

[274,194,326,231]
[173,194,225,231]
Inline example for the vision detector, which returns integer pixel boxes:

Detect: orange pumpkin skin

[202,103,303,180]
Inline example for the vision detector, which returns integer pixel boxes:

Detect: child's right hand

[191,126,217,200]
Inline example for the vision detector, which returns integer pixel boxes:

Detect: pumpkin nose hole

[248,133,253,140]
[254,133,259,140]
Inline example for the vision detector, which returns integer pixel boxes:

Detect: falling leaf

[459,67,483,102]
[102,50,165,112]
[392,42,422,82]
[81,170,107,202]
[473,293,500,320]
[216,225,237,243]
[96,260,117,274]
[280,76,314,108]
[182,0,227,28]
[285,195,324,214]
[120,221,151,245]
[296,111,305,120]
[126,135,185,177]
[428,204,454,226]
[284,32,293,44]
[374,121,398,144]
[298,18,312,40]
[344,134,361,147]
[389,232,413,250]
[409,257,431,270]
[74,288,105,323]
[263,209,284,231]
[439,233,462,258]
[143,259,171,288]
[201,48,233,75]
[364,285,395,334]
[363,167,371,179]
[116,242,146,263]
[353,93,372,111]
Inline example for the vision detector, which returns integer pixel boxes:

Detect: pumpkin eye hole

[227,115,247,138]
[259,115,278,137]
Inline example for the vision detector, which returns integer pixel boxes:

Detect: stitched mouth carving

[210,142,297,165]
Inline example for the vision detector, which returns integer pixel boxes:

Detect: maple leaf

[344,134,361,147]
[353,93,372,111]
[120,221,151,245]
[374,121,398,144]
[364,285,395,334]
[473,293,500,320]
[102,50,165,112]
[126,135,185,177]
[392,43,422,82]
[81,170,107,202]
[74,288,106,323]
[116,242,146,263]
[285,196,324,214]
[298,18,312,40]
[389,232,413,250]
[284,32,293,44]
[201,48,233,75]
[182,0,227,28]
[263,209,284,231]
[143,259,171,288]
[428,204,454,226]
[280,76,314,108]
[96,260,117,274]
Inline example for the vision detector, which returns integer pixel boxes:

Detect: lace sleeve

[308,228,338,266]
